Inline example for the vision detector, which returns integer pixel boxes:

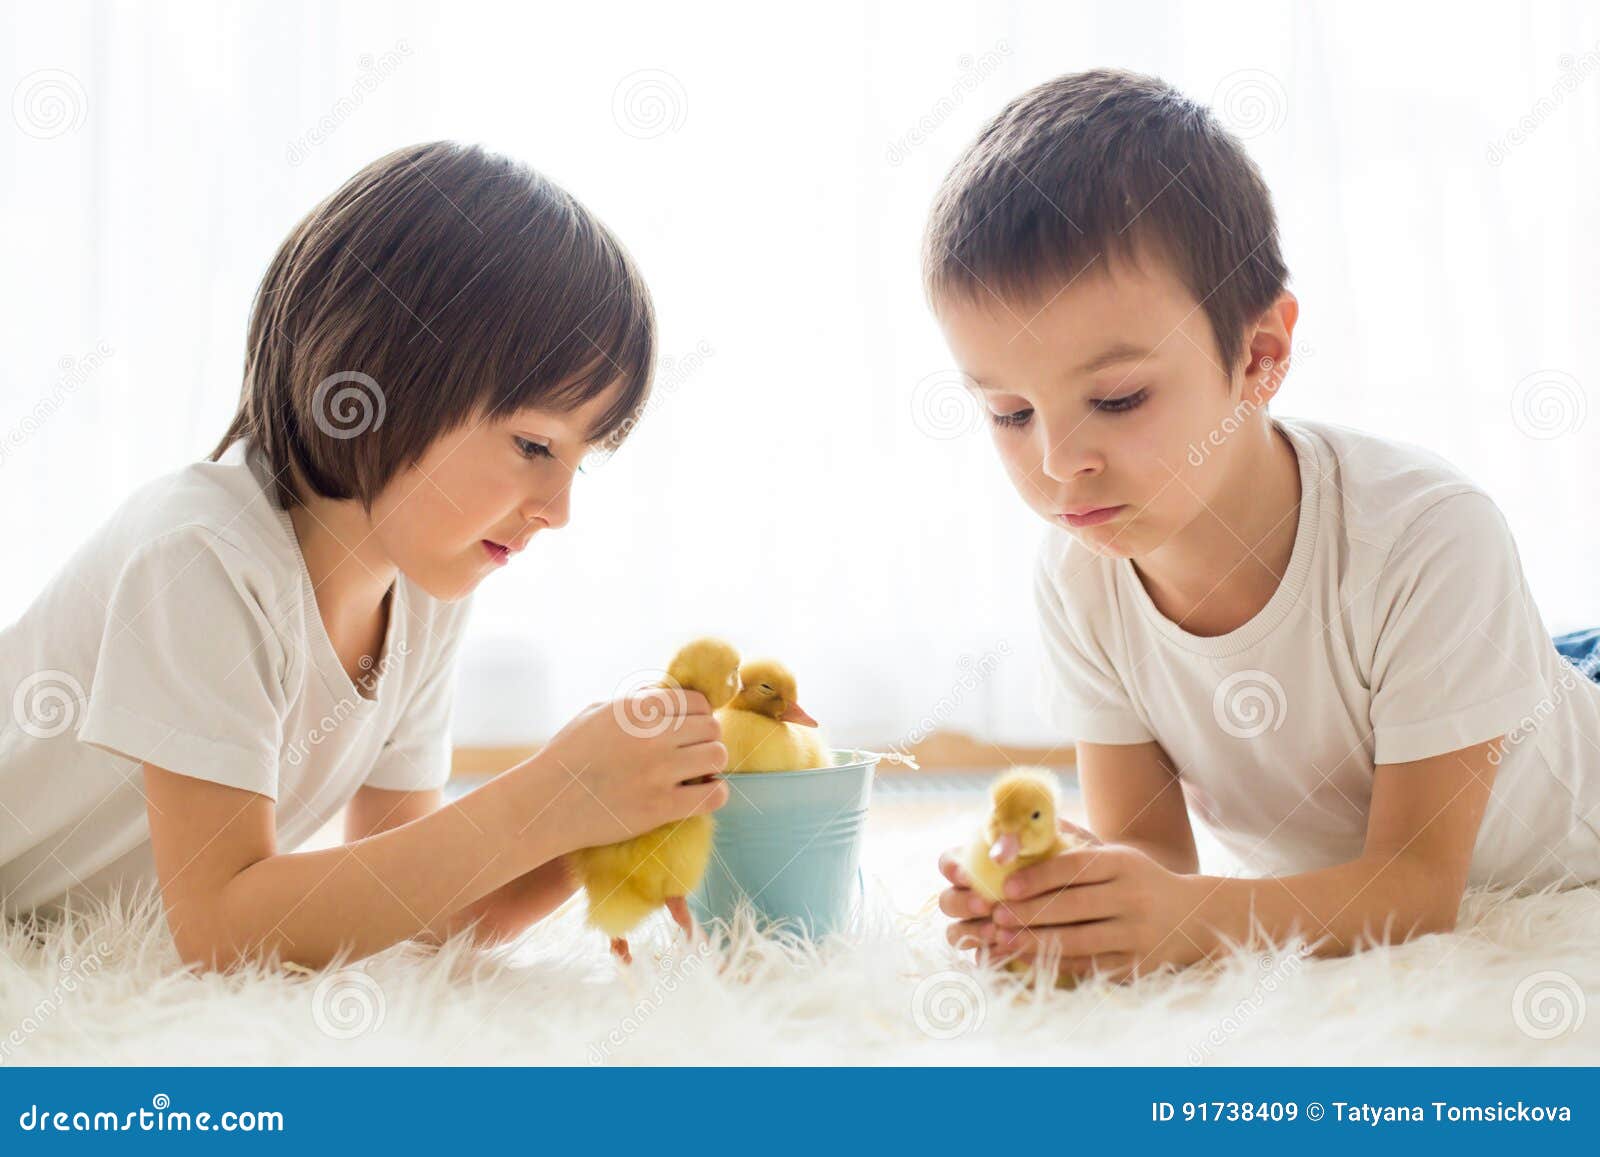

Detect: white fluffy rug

[3,796,1599,1066]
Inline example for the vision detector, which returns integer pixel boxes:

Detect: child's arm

[422,857,577,947]
[144,692,726,972]
[1075,740,1199,874]
[980,738,1499,980]
[1178,738,1499,948]
[342,785,579,948]
[145,760,553,970]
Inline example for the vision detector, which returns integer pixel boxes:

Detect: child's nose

[1039,425,1104,483]
[524,485,570,531]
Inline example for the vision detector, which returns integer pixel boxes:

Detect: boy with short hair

[929,69,1600,981]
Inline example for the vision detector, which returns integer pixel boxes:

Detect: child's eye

[1092,388,1149,415]
[988,407,1033,429]
[513,435,554,461]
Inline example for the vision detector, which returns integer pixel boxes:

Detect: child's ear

[1239,290,1300,406]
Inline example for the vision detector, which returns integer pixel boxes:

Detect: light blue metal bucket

[688,750,876,940]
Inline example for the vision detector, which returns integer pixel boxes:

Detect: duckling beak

[780,701,818,727]
[989,831,1022,865]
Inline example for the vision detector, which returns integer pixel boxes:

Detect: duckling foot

[609,936,633,965]
[664,895,697,940]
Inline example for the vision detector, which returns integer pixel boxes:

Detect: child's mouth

[1059,505,1125,529]
[481,540,511,566]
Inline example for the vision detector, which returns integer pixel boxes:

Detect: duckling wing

[719,708,782,772]
[718,707,834,773]
[788,723,831,770]
[569,816,716,936]
[644,814,716,898]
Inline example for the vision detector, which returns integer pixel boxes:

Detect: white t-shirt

[1,437,473,919]
[1035,415,1600,892]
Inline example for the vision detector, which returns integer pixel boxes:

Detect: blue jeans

[1553,627,1600,681]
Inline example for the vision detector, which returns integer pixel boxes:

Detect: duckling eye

[1031,810,1042,821]
[758,683,773,693]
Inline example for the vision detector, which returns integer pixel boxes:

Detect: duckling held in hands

[963,767,1073,902]
[962,766,1089,985]
[717,659,831,773]
[568,637,740,964]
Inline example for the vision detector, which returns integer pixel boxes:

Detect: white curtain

[5,0,1598,751]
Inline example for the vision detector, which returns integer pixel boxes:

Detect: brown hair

[211,141,655,510]
[922,69,1287,375]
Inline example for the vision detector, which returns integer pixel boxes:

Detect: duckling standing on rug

[568,637,741,964]
[963,766,1088,985]
[717,659,830,773]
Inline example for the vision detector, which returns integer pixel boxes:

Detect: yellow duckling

[963,767,1071,901]
[962,766,1087,986]
[568,637,740,964]
[717,658,831,773]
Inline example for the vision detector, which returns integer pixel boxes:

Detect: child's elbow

[1417,900,1461,936]
[170,915,299,975]
[1384,856,1466,939]
[1412,872,1467,936]
[176,935,326,976]
[172,930,242,975]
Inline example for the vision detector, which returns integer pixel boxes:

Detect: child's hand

[523,689,729,851]
[935,818,1102,936]
[936,848,992,931]
[980,844,1204,982]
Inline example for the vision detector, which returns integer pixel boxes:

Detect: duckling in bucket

[718,658,830,773]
